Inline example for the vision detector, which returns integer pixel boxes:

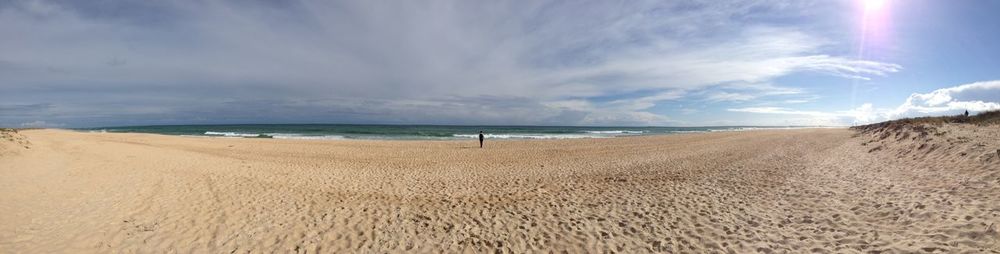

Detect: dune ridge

[1,127,998,253]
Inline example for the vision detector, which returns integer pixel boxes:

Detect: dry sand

[1,127,998,253]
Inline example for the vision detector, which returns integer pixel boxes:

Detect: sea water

[81,124,821,140]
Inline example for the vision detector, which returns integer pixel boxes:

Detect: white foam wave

[453,133,608,139]
[269,134,345,140]
[204,131,261,137]
[203,131,344,140]
[583,130,645,134]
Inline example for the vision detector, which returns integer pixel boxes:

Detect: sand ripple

[1,127,998,252]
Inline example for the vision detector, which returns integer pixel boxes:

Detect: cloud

[726,103,877,126]
[782,99,812,104]
[728,107,817,115]
[793,56,901,80]
[20,120,64,128]
[0,103,53,114]
[546,94,681,126]
[887,80,1000,118]
[697,82,806,103]
[0,0,899,126]
[607,90,689,111]
[728,80,1000,126]
[706,92,756,102]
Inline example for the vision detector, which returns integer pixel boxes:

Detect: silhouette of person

[965,110,969,117]
[479,131,485,148]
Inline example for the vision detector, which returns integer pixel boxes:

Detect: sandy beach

[1,127,999,253]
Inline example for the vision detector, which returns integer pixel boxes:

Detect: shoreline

[64,125,848,141]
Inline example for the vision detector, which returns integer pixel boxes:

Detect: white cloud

[726,106,854,126]
[700,82,807,103]
[793,56,902,80]
[847,103,879,124]
[546,92,683,126]
[707,92,756,102]
[729,80,1000,126]
[729,107,801,114]
[608,90,688,111]
[783,99,812,104]
[726,103,878,126]
[887,80,1000,118]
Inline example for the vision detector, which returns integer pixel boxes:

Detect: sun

[864,0,887,11]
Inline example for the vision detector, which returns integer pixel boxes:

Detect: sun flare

[864,0,887,11]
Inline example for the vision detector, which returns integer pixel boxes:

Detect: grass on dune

[852,110,1000,133]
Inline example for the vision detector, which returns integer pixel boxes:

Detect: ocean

[81,124,815,140]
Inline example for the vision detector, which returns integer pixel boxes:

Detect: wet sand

[1,127,998,252]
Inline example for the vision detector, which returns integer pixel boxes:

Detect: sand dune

[1,127,998,252]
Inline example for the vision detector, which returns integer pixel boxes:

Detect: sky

[1,0,999,128]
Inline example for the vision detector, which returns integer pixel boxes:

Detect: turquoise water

[80,124,808,140]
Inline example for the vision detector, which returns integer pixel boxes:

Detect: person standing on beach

[479,131,485,148]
